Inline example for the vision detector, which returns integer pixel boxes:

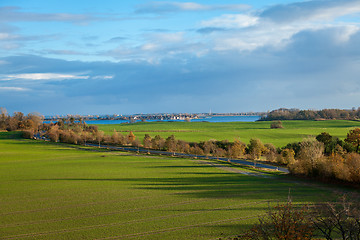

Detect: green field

[96,120,360,147]
[0,132,354,239]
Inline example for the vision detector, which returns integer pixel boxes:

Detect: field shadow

[144,165,214,169]
[37,174,332,203]
[0,131,22,139]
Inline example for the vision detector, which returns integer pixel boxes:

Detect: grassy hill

[0,131,349,239]
[96,120,360,147]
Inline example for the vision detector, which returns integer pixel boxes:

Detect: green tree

[316,132,340,155]
[277,149,295,165]
[345,128,360,153]
[316,132,332,146]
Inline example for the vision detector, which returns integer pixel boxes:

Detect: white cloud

[260,0,360,23]
[44,49,87,55]
[92,75,114,79]
[0,33,16,40]
[139,32,186,53]
[333,25,359,43]
[1,73,89,81]
[135,2,250,14]
[201,14,258,28]
[195,0,360,53]
[141,43,159,51]
[173,2,208,11]
[0,86,29,91]
[0,6,95,24]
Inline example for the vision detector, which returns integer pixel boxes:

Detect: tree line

[0,108,43,137]
[261,108,360,121]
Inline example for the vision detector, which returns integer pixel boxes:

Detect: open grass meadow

[0,131,357,239]
[96,120,360,147]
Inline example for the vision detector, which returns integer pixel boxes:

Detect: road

[84,143,289,174]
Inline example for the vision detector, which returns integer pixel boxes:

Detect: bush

[345,153,360,182]
[311,194,360,240]
[225,194,360,240]
[243,201,313,240]
[270,120,284,129]
[277,149,295,165]
[264,143,277,162]
[290,138,324,177]
[248,138,267,160]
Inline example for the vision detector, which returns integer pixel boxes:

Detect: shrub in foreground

[221,194,360,240]
[244,202,313,240]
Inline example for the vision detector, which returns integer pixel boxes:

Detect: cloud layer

[1,0,360,115]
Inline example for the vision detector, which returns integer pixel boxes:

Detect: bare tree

[244,201,314,240]
[311,194,360,240]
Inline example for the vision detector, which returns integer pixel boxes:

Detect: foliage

[345,128,360,153]
[143,134,152,148]
[289,138,324,177]
[243,201,314,240]
[248,138,267,160]
[261,108,360,121]
[22,129,34,139]
[0,107,43,133]
[276,149,295,165]
[288,131,360,183]
[165,135,177,152]
[270,120,283,129]
[316,132,343,155]
[229,195,360,240]
[127,131,136,143]
[311,195,360,240]
[229,139,247,158]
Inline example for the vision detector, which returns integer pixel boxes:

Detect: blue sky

[1,0,360,115]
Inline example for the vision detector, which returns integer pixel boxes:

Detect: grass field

[96,120,360,147]
[0,131,356,239]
